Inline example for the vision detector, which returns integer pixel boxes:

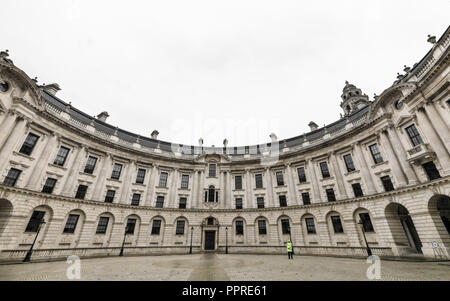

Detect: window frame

[319,161,330,178]
[235,198,243,209]
[155,196,165,208]
[179,197,187,209]
[75,184,88,199]
[111,163,123,180]
[405,124,423,147]
[305,217,316,234]
[301,192,311,205]
[276,171,284,186]
[256,197,265,208]
[369,144,383,164]
[176,220,185,235]
[235,220,244,235]
[96,216,109,234]
[180,174,189,189]
[53,146,70,166]
[330,215,344,234]
[343,154,356,172]
[234,175,242,190]
[25,210,45,232]
[83,156,98,174]
[42,177,57,194]
[297,167,307,183]
[159,172,168,187]
[151,219,162,235]
[279,195,287,207]
[104,189,115,203]
[3,168,22,187]
[131,193,141,206]
[258,220,267,235]
[136,168,146,184]
[380,175,394,192]
[19,132,40,156]
[326,188,336,202]
[63,214,80,234]
[255,174,263,188]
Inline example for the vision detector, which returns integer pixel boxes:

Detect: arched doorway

[385,203,422,254]
[0,199,13,247]
[428,194,450,239]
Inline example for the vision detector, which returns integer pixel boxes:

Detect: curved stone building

[0,27,449,262]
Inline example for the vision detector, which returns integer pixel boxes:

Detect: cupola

[340,81,370,116]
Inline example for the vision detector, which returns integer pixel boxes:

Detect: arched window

[208,185,215,202]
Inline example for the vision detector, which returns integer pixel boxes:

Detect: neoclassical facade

[0,27,449,262]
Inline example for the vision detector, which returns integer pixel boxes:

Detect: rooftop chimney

[96,111,109,122]
[308,121,319,132]
[151,130,159,139]
[42,83,61,95]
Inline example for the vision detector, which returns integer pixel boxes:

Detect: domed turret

[340,81,370,116]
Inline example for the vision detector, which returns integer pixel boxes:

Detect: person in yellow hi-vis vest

[286,240,293,259]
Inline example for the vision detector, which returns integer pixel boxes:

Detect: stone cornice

[1,176,448,214]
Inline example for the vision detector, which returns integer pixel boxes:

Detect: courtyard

[0,253,449,281]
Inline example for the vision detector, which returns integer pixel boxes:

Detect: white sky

[1,0,449,146]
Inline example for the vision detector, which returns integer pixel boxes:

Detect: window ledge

[107,178,122,183]
[371,160,388,168]
[344,170,360,176]
[13,151,35,160]
[48,163,67,170]
[253,187,265,190]
[178,188,190,191]
[79,171,95,178]
[155,186,168,189]
[296,181,310,185]
[132,183,146,186]
[319,176,334,182]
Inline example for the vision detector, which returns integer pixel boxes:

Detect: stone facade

[0,28,449,262]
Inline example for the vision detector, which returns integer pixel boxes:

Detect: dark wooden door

[205,231,215,250]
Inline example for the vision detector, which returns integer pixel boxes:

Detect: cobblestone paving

[0,254,449,281]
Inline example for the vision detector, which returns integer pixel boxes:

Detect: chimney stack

[96,111,109,122]
[151,130,159,139]
[308,121,319,132]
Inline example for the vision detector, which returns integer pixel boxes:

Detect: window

[326,188,336,202]
[405,124,423,147]
[281,219,290,234]
[235,220,244,235]
[276,171,284,186]
[104,190,115,203]
[155,196,164,208]
[343,154,356,172]
[159,172,168,187]
[19,133,39,156]
[380,175,394,192]
[320,162,330,178]
[176,220,185,235]
[349,183,363,197]
[25,211,45,232]
[3,168,21,186]
[258,220,267,235]
[279,195,287,207]
[257,197,264,208]
[369,144,383,164]
[131,193,141,206]
[207,185,216,202]
[235,198,243,209]
[441,216,450,236]
[84,156,98,174]
[181,175,189,189]
[235,175,242,190]
[359,213,374,232]
[151,220,162,235]
[422,161,441,181]
[63,214,80,234]
[179,197,187,209]
[125,218,136,234]
[136,168,146,184]
[111,163,123,180]
[42,178,57,194]
[209,163,216,177]
[75,185,88,199]
[305,218,316,234]
[301,192,311,205]
[96,217,109,234]
[331,216,344,233]
[255,174,263,188]
[53,146,70,166]
[297,167,307,183]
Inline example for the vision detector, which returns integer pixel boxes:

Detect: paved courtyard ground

[0,253,449,281]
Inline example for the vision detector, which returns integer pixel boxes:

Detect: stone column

[353,142,377,194]
[386,126,419,184]
[416,107,450,174]
[379,130,408,187]
[119,161,134,204]
[0,115,29,175]
[0,111,18,151]
[307,158,321,203]
[424,101,450,153]
[190,170,197,209]
[285,164,298,205]
[219,170,224,208]
[92,154,112,202]
[227,171,232,209]
[168,168,178,208]
[329,151,348,199]
[198,169,205,206]
[245,169,253,208]
[265,168,274,207]
[26,133,58,190]
[61,145,86,196]
[145,165,158,206]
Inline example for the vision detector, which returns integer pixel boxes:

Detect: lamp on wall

[189,226,194,254]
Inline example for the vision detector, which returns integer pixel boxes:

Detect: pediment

[194,153,231,163]
[394,114,415,128]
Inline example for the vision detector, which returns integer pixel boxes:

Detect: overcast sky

[1,0,449,146]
